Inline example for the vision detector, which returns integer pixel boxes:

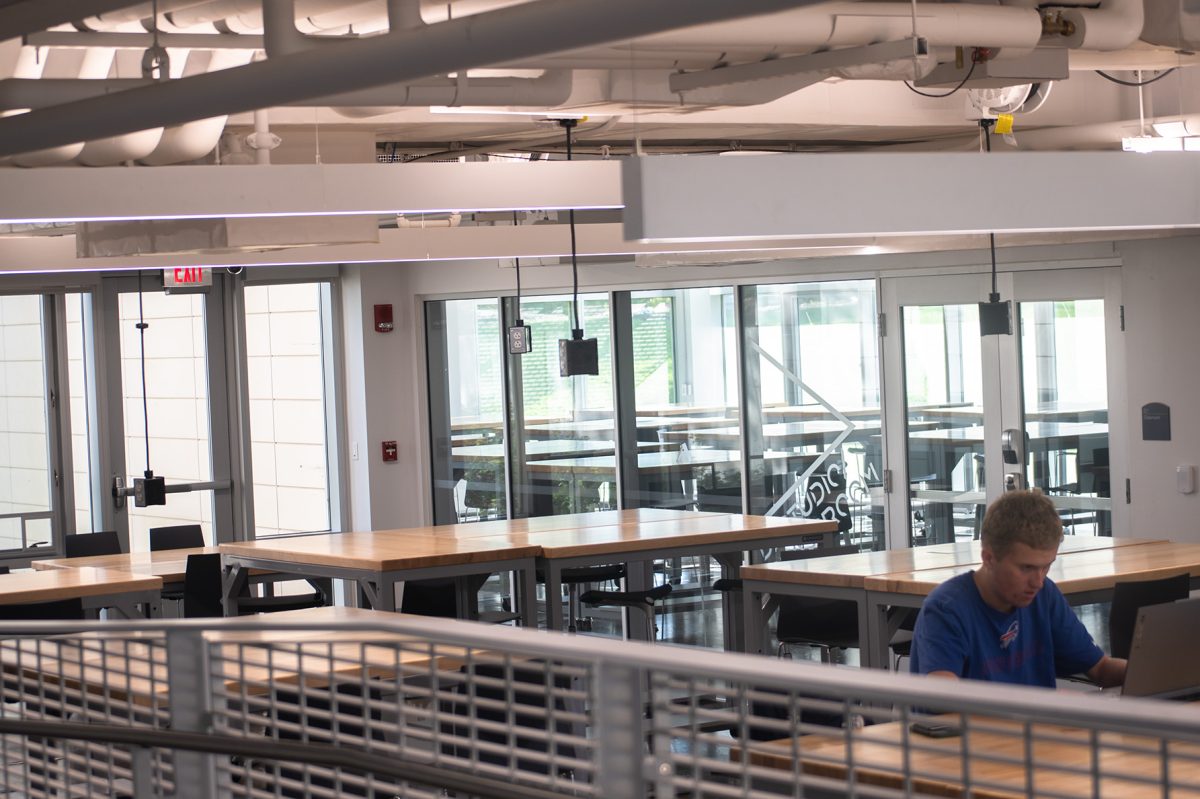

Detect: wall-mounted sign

[162,267,212,288]
[1142,402,1171,441]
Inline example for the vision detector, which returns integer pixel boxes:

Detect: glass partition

[901,303,985,546]
[1019,299,1110,535]
[427,298,507,524]
[742,280,882,549]
[510,293,613,518]
[629,287,740,512]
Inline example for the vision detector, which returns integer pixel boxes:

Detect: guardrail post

[594,661,649,799]
[166,628,217,796]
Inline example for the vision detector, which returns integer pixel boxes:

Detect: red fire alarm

[381,441,398,462]
[374,304,394,333]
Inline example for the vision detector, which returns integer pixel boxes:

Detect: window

[244,283,335,537]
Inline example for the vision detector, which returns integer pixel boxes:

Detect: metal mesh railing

[0,616,1196,798]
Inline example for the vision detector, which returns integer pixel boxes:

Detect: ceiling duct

[75,215,380,257]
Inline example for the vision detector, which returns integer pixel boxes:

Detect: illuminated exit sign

[162,267,212,288]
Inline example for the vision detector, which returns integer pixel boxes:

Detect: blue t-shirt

[909,571,1104,688]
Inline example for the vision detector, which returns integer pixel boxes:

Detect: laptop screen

[1123,596,1200,699]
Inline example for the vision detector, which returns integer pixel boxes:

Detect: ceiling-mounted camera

[226,266,245,275]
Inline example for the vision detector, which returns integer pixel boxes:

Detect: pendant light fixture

[506,211,533,354]
[977,118,1012,336]
[556,118,599,376]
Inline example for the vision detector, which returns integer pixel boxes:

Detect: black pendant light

[556,118,598,376]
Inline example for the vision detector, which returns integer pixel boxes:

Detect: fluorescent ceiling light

[1152,121,1192,138]
[1122,136,1184,153]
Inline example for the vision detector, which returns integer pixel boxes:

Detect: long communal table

[740,536,1177,668]
[0,567,161,619]
[219,509,836,648]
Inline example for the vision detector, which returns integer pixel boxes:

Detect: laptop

[1122,596,1200,700]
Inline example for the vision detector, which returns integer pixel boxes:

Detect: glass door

[101,274,234,551]
[881,268,1122,547]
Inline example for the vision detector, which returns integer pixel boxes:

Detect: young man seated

[910,490,1126,688]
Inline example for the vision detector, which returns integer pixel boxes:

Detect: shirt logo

[1000,620,1020,650]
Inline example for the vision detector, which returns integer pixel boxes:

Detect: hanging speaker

[978,299,1012,336]
[559,330,598,376]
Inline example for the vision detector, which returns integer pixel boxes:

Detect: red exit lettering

[173,267,202,284]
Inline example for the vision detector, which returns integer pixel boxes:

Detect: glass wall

[119,290,213,551]
[1019,299,1110,534]
[244,283,334,537]
[742,280,882,548]
[510,293,613,518]
[901,304,985,546]
[0,296,53,551]
[629,287,741,512]
[427,298,507,524]
[66,293,95,534]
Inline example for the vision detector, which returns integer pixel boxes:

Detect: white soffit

[0,161,623,224]
[0,223,839,273]
[622,153,1200,242]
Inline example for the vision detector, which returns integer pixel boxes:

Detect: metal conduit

[0,0,830,159]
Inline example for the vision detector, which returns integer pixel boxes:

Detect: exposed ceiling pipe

[71,46,164,166]
[0,0,147,42]
[326,69,572,116]
[24,30,263,50]
[140,48,254,164]
[387,0,424,30]
[2,45,87,167]
[0,0,834,159]
[1059,0,1144,51]
[80,0,214,27]
[262,0,345,56]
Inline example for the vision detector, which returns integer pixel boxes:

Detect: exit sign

[163,267,212,288]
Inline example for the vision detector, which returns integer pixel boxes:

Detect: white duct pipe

[75,47,164,165]
[140,48,253,165]
[395,212,462,228]
[3,46,88,167]
[1060,0,1144,51]
[327,69,572,116]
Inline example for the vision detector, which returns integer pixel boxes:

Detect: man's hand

[1086,655,1127,688]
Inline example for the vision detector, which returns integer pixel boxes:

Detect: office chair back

[400,574,491,619]
[149,524,204,552]
[775,545,862,659]
[1109,572,1191,660]
[0,598,84,620]
[64,530,122,559]
[184,553,324,618]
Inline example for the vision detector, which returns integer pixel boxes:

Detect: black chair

[1109,572,1191,660]
[400,574,518,623]
[149,524,205,551]
[183,554,323,618]
[0,598,84,620]
[0,567,10,575]
[579,583,672,639]
[64,530,122,559]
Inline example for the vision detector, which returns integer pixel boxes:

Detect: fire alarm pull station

[382,441,398,462]
[374,304,394,333]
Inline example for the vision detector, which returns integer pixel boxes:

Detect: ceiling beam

[623,151,1200,242]
[0,161,622,224]
[0,0,831,158]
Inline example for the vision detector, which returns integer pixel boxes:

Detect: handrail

[0,719,570,799]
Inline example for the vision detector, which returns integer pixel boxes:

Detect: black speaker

[978,299,1012,336]
[134,473,167,507]
[559,332,598,376]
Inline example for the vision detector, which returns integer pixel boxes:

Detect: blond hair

[980,490,1063,559]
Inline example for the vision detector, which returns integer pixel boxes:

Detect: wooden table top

[869,540,1200,597]
[0,567,162,604]
[530,514,836,559]
[740,537,1161,590]
[747,716,1200,799]
[361,508,722,539]
[452,439,672,461]
[32,547,218,582]
[907,421,1108,445]
[220,531,542,571]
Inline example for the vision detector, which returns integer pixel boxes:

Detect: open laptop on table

[1122,596,1200,701]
